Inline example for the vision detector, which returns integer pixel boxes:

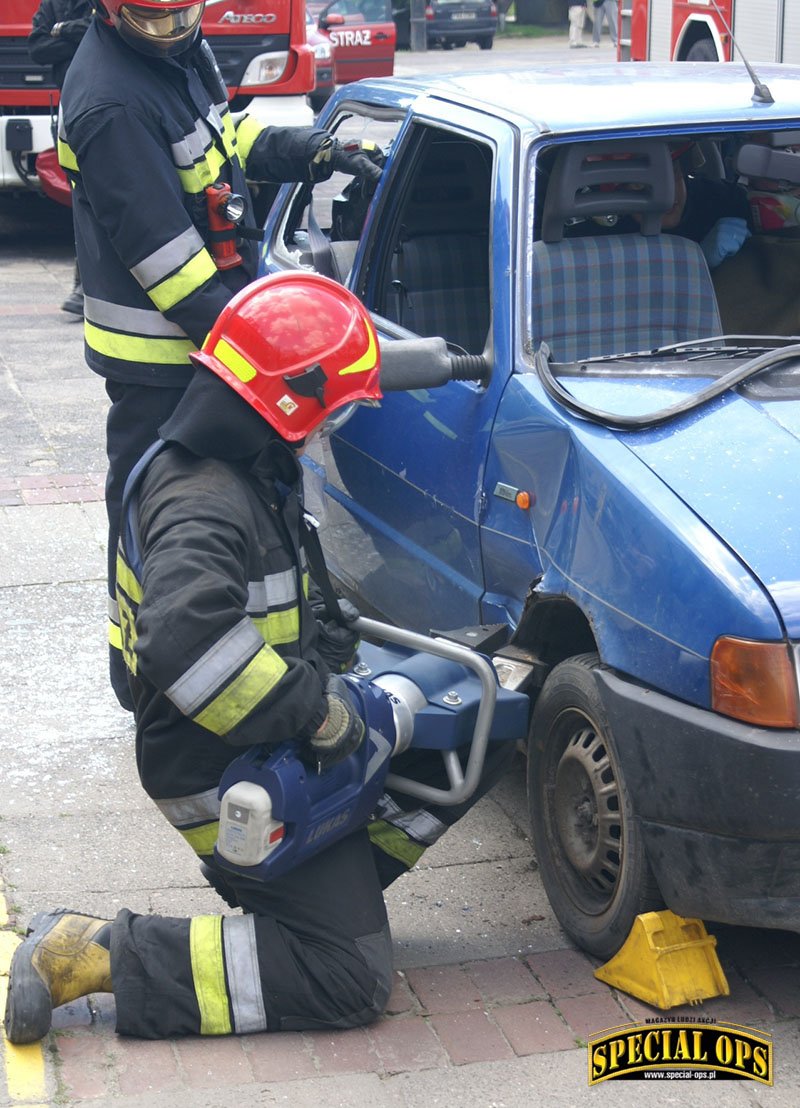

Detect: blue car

[260,64,800,958]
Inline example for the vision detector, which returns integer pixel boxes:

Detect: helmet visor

[119,3,204,47]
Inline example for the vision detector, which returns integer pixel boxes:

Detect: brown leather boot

[4,910,112,1044]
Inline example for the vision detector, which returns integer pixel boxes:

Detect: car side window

[275,110,403,284]
[368,129,493,355]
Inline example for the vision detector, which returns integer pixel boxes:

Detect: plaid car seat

[530,140,722,362]
[385,138,492,355]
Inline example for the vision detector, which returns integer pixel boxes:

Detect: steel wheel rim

[548,709,623,912]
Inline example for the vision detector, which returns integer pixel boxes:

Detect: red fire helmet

[190,272,382,442]
[97,1,204,57]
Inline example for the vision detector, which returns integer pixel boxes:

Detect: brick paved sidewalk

[4,925,798,1105]
[0,473,105,508]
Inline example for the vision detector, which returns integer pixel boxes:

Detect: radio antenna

[708,0,773,104]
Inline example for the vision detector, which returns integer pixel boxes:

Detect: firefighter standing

[3,273,514,1043]
[57,0,382,711]
[28,0,93,316]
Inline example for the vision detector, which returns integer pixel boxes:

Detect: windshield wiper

[572,335,790,365]
[535,342,800,429]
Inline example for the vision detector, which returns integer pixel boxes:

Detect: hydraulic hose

[535,341,800,430]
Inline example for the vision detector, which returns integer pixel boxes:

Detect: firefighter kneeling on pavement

[57,0,383,713]
[4,274,513,1043]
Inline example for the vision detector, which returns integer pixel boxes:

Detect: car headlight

[710,636,799,728]
[314,41,332,61]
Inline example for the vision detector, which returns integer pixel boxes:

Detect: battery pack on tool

[215,677,395,881]
[214,636,529,883]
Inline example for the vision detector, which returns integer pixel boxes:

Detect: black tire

[527,653,662,960]
[684,38,719,62]
[478,35,494,50]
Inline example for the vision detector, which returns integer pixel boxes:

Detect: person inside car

[713,133,800,335]
[564,141,751,270]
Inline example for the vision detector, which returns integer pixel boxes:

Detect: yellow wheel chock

[593,910,730,1010]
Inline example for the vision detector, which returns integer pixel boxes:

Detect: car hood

[564,374,800,636]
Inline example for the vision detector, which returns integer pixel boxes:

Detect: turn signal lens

[710,637,799,729]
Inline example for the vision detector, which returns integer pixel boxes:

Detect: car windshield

[524,126,800,368]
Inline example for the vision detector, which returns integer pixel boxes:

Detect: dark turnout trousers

[110,828,392,1038]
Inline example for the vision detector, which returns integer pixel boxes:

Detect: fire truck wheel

[527,653,662,961]
[685,38,719,62]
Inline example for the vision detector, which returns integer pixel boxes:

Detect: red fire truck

[0,0,315,196]
[620,0,800,64]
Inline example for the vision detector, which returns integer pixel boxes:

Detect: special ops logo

[588,1021,773,1085]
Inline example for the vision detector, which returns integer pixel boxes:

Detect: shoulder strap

[300,511,343,623]
[120,439,168,579]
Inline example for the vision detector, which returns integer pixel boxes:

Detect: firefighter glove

[311,137,384,183]
[302,675,365,773]
[313,595,361,673]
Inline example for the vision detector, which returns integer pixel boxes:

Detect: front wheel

[527,653,662,960]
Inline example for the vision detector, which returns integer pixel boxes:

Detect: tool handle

[353,617,498,806]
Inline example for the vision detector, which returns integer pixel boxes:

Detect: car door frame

[332,99,518,631]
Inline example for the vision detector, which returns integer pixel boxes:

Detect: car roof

[346,63,800,137]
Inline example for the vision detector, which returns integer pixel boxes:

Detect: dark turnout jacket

[116,372,330,812]
[58,19,328,386]
[28,0,92,88]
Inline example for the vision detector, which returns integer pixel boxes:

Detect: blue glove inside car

[700,216,751,270]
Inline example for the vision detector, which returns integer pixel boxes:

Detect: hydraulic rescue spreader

[215,618,530,882]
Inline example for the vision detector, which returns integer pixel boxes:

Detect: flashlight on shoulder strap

[205,181,246,270]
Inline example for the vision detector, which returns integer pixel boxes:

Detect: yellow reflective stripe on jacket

[85,321,195,365]
[189,916,232,1036]
[194,646,288,735]
[147,249,217,313]
[179,821,220,857]
[168,617,265,716]
[235,114,264,165]
[156,788,220,827]
[116,551,143,604]
[116,593,139,675]
[131,226,208,290]
[220,110,238,158]
[57,137,79,173]
[251,607,300,647]
[108,619,122,650]
[175,143,228,194]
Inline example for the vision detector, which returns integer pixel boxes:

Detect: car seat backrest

[400,140,491,237]
[531,234,722,362]
[385,138,492,354]
[540,139,675,242]
[531,139,722,361]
